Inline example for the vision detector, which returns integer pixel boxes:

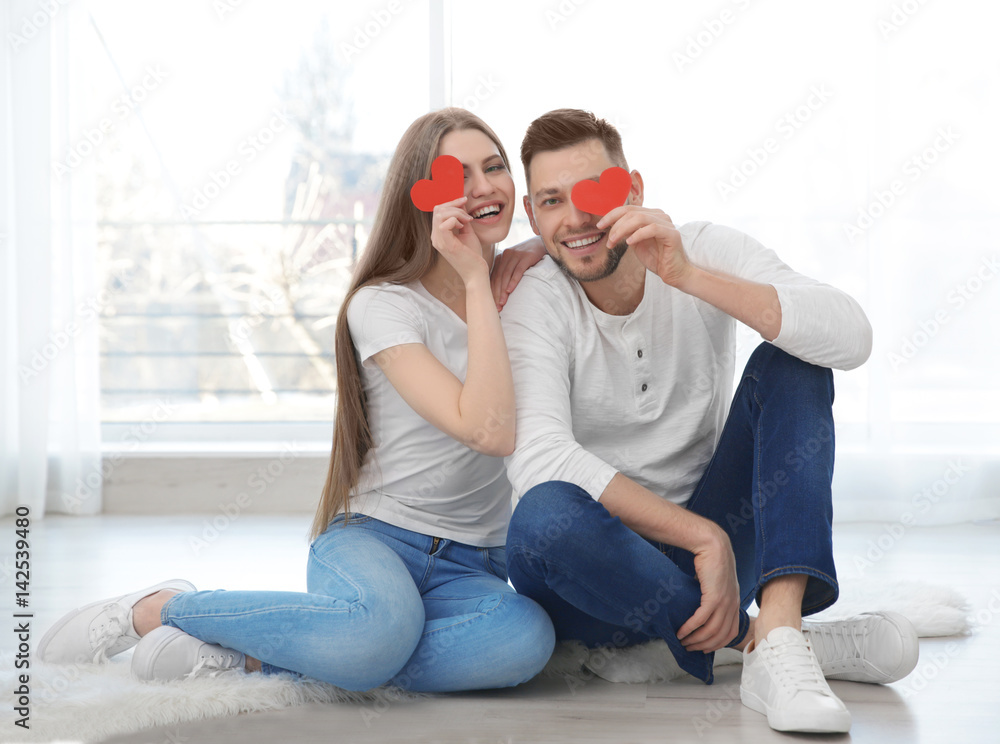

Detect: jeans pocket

[480,547,508,581]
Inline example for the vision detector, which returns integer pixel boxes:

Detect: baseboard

[832,450,1000,524]
[99,450,1000,523]
[102,453,329,514]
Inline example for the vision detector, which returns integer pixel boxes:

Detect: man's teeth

[472,205,501,219]
[566,234,602,249]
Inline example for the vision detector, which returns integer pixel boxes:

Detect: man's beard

[550,239,629,283]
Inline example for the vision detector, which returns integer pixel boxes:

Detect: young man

[500,109,917,734]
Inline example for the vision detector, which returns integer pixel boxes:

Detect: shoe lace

[186,651,241,679]
[91,603,132,663]
[807,623,865,668]
[769,637,829,694]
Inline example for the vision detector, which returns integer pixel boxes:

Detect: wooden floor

[7,514,1000,743]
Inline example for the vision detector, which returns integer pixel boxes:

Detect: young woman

[38,108,556,692]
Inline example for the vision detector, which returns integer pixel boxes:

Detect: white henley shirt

[500,221,872,506]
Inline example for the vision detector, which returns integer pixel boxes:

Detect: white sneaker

[37,579,196,664]
[132,626,246,681]
[741,626,851,733]
[803,611,919,683]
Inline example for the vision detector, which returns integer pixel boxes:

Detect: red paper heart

[410,155,464,212]
[571,167,632,216]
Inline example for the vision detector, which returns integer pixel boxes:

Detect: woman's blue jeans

[161,515,555,692]
[505,343,839,684]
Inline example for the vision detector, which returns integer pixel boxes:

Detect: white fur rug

[0,580,970,743]
[1,654,421,743]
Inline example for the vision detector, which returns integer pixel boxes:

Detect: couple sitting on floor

[39,107,917,734]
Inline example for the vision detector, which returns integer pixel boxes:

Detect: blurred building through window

[86,1,429,423]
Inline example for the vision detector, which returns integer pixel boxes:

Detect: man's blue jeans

[505,343,838,684]
[161,514,555,692]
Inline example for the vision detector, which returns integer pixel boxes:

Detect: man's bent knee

[509,481,591,551]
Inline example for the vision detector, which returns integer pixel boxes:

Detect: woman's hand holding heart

[431,196,489,284]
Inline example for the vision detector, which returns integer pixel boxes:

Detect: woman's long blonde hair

[310,108,511,540]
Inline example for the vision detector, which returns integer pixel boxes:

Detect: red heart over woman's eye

[410,155,465,212]
[571,167,632,216]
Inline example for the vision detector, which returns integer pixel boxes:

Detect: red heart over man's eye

[571,167,632,216]
[410,155,465,212]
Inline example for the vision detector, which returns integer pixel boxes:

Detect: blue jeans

[505,343,838,684]
[161,515,555,692]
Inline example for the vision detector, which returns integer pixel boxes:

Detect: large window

[82,0,430,425]
[84,0,999,454]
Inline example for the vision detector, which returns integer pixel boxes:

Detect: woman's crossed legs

[159,515,554,692]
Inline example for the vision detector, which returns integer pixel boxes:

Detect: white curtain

[1,0,101,517]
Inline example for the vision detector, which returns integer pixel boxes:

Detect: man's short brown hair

[520,109,629,186]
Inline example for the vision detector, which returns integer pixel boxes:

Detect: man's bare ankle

[754,611,803,645]
[245,656,262,673]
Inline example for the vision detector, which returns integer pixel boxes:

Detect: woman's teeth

[472,204,502,219]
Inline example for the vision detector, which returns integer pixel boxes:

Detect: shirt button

[637,349,643,358]
[641,383,648,392]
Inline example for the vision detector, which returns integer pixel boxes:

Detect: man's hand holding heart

[569,166,694,291]
[598,205,694,290]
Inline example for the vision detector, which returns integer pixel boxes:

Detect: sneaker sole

[741,686,851,733]
[131,625,186,681]
[37,579,196,664]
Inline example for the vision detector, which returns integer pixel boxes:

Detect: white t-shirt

[344,281,511,547]
[500,221,872,506]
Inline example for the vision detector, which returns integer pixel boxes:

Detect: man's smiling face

[523,138,640,283]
